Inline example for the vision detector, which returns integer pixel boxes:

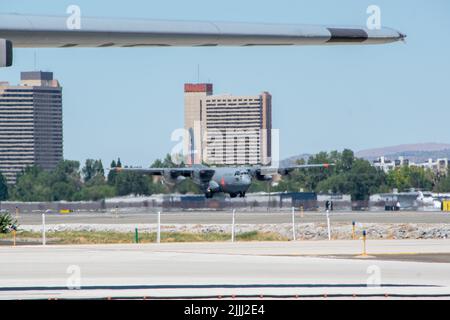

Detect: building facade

[373,156,448,175]
[184,83,213,165]
[184,83,272,166]
[0,71,63,184]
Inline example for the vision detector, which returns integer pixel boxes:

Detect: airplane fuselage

[204,167,252,198]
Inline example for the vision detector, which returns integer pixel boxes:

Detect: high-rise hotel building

[0,71,63,184]
[184,83,272,166]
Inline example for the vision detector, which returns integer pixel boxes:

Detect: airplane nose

[242,175,252,185]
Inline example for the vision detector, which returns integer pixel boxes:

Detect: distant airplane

[0,14,406,67]
[112,163,332,198]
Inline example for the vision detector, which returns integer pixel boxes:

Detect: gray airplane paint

[206,167,253,198]
[114,164,331,198]
[0,14,405,48]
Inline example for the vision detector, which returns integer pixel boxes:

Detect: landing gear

[229,192,246,198]
[205,190,214,199]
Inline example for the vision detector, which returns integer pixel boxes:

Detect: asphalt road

[1,240,450,300]
[16,210,450,225]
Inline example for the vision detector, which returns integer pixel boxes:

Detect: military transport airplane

[0,13,406,67]
[113,163,332,198]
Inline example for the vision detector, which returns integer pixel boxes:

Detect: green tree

[150,158,164,168]
[74,184,116,201]
[386,167,411,192]
[435,169,450,192]
[408,166,434,190]
[51,181,79,201]
[316,158,387,200]
[49,160,82,201]
[386,166,434,192]
[115,171,150,196]
[82,159,105,184]
[163,154,177,168]
[0,172,8,201]
[10,166,52,201]
[107,160,118,185]
[148,178,168,194]
[82,159,95,183]
[175,179,201,194]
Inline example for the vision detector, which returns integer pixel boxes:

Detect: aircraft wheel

[205,192,213,199]
[229,193,238,198]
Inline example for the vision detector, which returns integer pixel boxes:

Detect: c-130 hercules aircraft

[0,13,405,67]
[113,164,332,198]
[1,13,399,197]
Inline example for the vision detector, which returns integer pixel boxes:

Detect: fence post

[291,207,296,241]
[231,209,236,243]
[157,211,161,244]
[326,210,331,241]
[42,213,46,246]
[352,221,356,240]
[135,227,139,244]
[362,230,367,256]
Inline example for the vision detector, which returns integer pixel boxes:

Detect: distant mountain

[356,143,450,163]
[280,154,312,167]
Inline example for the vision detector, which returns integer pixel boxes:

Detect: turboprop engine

[0,39,13,67]
[161,171,187,186]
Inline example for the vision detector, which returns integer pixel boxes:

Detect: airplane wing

[111,167,194,177]
[0,14,406,66]
[276,163,334,175]
[248,163,333,180]
[111,167,216,181]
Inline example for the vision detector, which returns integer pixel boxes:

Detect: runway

[1,240,450,299]
[16,210,450,226]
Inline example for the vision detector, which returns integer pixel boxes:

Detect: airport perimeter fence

[0,199,322,213]
[0,199,412,214]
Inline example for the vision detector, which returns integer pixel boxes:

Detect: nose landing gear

[229,192,246,198]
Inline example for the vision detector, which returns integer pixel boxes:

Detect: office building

[184,83,272,166]
[0,71,63,184]
[373,156,448,175]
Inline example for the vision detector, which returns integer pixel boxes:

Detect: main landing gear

[205,191,246,199]
[229,192,246,198]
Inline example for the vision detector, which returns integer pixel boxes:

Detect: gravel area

[19,222,450,240]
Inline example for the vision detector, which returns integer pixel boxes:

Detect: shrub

[0,213,18,233]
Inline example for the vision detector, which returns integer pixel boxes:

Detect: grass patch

[0,230,288,245]
[0,230,38,239]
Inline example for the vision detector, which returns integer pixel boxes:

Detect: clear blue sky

[1,0,449,167]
